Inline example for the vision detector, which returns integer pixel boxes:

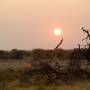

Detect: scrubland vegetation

[0,48,89,90]
[0,68,89,90]
[0,28,90,90]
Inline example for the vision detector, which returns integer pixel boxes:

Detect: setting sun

[54,28,62,36]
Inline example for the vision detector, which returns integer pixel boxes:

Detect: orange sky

[0,0,90,50]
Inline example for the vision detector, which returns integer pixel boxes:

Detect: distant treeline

[32,48,89,60]
[0,49,31,59]
[0,48,89,60]
[32,49,67,60]
[0,49,66,60]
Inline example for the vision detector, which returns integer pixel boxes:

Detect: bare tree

[82,27,90,41]
[81,27,90,62]
[55,38,63,49]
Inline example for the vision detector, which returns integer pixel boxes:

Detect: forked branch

[82,27,90,41]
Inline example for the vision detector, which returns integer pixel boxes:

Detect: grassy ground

[4,80,90,90]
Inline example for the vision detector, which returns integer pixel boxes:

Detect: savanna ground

[0,65,89,90]
[2,80,90,90]
[0,49,90,90]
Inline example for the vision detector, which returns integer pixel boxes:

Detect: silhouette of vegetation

[32,49,65,61]
[78,27,90,62]
[68,27,90,80]
[55,38,63,49]
[0,28,90,88]
[0,49,31,60]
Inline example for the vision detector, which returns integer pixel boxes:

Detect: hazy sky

[0,0,90,50]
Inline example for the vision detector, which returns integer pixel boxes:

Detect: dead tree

[55,38,63,49]
[82,27,90,41]
[68,27,89,79]
[21,38,64,83]
[81,27,90,62]
[54,37,63,66]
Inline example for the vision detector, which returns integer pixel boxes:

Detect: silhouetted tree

[79,27,90,62]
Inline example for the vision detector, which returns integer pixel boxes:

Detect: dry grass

[6,80,90,90]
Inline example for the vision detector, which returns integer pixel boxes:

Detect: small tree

[79,27,90,62]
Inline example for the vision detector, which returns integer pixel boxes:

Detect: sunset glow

[0,0,90,49]
[54,28,62,36]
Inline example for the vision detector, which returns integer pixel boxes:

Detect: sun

[54,28,62,36]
